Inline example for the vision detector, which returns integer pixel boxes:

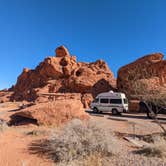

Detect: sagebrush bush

[43,119,119,163]
[57,153,103,166]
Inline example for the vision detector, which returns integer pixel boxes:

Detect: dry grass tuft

[25,130,47,136]
[0,119,8,132]
[56,153,104,166]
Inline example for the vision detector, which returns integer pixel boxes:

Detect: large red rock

[12,45,116,106]
[117,53,166,98]
[10,98,89,126]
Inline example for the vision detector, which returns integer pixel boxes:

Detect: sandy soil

[0,102,54,166]
[0,103,166,166]
[0,127,53,166]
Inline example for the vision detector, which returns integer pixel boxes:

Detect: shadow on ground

[8,115,38,126]
[28,139,55,162]
[8,108,22,112]
[121,114,166,121]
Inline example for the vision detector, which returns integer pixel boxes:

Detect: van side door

[110,98,123,112]
[99,98,110,112]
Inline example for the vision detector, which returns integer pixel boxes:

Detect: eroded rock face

[117,53,166,98]
[65,60,116,95]
[10,99,89,126]
[55,45,70,57]
[12,45,116,106]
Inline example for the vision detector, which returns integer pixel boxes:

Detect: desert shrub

[37,119,119,164]
[132,82,166,133]
[136,136,166,158]
[0,119,8,132]
[57,153,104,166]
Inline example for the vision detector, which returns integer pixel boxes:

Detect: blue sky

[0,0,166,89]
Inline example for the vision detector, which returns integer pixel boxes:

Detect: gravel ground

[87,111,166,166]
[106,154,166,166]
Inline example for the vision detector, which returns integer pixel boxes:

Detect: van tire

[93,107,99,113]
[147,111,156,119]
[112,109,118,115]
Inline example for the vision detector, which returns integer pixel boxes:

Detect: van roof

[96,91,126,98]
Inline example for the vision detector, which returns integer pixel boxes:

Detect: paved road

[86,109,166,135]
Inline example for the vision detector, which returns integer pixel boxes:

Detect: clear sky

[0,0,166,89]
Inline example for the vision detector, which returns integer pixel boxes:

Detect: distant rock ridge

[10,45,116,107]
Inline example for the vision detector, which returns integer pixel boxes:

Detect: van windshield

[110,99,122,104]
[93,98,99,103]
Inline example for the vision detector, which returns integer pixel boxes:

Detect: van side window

[110,99,122,104]
[100,98,109,103]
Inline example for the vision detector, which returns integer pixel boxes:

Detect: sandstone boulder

[10,99,89,126]
[81,93,93,108]
[117,53,166,98]
[55,45,70,57]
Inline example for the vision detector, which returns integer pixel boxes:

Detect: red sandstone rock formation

[10,98,89,126]
[11,45,116,106]
[117,53,166,98]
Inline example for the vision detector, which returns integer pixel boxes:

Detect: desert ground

[0,102,166,166]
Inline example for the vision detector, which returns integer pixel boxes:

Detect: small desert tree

[131,79,166,134]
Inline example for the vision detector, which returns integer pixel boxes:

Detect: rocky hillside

[10,46,116,107]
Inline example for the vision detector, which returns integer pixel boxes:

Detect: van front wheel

[112,109,118,115]
[93,107,99,113]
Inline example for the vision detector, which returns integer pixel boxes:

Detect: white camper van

[90,91,128,115]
